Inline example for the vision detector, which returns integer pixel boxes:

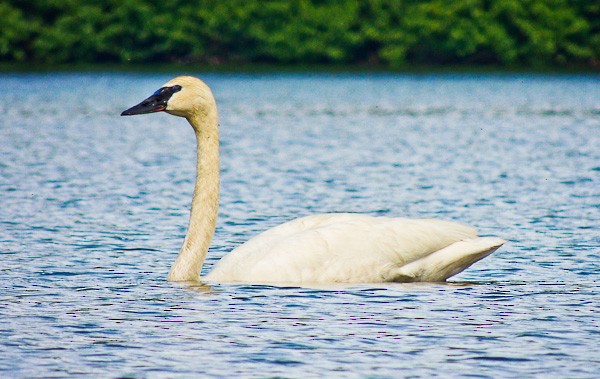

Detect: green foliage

[1,0,598,68]
[0,3,37,61]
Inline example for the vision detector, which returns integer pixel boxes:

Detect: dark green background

[2,0,599,69]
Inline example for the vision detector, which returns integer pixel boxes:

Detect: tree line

[2,0,599,68]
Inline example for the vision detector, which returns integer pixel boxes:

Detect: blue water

[1,73,599,378]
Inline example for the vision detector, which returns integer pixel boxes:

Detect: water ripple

[0,73,599,378]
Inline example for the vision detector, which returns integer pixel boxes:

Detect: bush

[1,0,598,68]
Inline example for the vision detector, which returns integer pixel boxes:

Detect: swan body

[207,213,503,283]
[121,76,504,284]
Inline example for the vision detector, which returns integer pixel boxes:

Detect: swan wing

[205,214,497,283]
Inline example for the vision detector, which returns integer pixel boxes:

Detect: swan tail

[390,237,505,282]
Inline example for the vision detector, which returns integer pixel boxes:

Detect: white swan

[121,76,505,284]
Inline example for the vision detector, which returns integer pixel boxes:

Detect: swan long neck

[168,105,219,281]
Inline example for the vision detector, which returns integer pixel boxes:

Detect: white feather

[206,214,503,283]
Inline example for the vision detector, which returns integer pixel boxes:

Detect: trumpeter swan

[121,76,504,283]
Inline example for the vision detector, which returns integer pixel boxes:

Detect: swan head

[121,76,216,120]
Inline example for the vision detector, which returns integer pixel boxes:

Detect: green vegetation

[2,0,599,69]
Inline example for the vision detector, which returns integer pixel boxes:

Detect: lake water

[0,72,599,378]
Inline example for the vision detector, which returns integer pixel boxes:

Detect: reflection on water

[0,73,599,378]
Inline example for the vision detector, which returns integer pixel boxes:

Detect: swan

[121,76,505,284]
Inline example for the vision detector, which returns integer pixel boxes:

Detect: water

[1,72,599,378]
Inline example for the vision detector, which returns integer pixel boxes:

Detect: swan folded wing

[380,218,477,264]
[389,237,505,282]
[206,214,481,283]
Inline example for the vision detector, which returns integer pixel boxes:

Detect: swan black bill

[121,85,182,116]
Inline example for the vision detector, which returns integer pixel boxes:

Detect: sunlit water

[1,73,599,378]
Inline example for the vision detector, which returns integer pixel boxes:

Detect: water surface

[0,73,599,378]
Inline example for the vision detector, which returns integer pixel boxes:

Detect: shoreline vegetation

[1,63,598,75]
[2,1,599,73]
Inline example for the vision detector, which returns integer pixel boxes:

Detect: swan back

[205,213,486,283]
